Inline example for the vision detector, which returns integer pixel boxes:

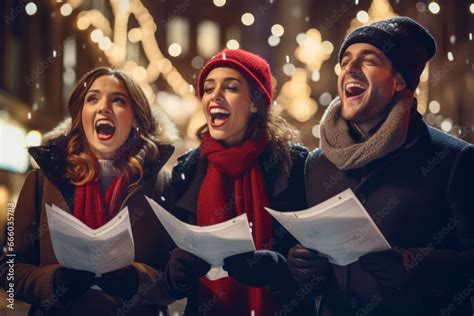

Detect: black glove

[53,267,96,304]
[223,250,289,288]
[164,248,211,299]
[288,244,332,291]
[96,265,139,300]
[359,248,410,288]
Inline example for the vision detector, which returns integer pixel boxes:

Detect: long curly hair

[197,81,300,176]
[66,67,159,189]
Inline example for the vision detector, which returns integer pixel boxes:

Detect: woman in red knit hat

[162,49,312,315]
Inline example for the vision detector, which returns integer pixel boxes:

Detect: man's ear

[394,73,407,92]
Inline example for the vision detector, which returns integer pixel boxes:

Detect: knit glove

[288,244,333,292]
[96,265,139,300]
[223,250,289,288]
[53,267,96,304]
[164,248,211,299]
[359,248,411,288]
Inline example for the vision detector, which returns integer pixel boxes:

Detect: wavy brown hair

[197,81,300,176]
[66,67,160,189]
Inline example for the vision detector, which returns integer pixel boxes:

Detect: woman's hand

[164,248,211,299]
[53,267,96,304]
[96,265,139,300]
[223,250,289,288]
[287,244,333,292]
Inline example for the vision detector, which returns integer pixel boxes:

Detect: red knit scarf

[197,131,277,316]
[73,164,128,229]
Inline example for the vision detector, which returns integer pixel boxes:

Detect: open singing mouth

[95,118,115,140]
[344,82,367,98]
[209,106,230,127]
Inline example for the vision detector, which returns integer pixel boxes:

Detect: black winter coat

[168,144,315,316]
[305,112,474,316]
[0,136,178,316]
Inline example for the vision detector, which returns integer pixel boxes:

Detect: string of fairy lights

[21,0,474,142]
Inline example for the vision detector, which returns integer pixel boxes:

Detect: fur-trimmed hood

[42,105,179,145]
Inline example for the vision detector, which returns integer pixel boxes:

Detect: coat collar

[28,136,74,208]
[29,135,174,182]
[28,135,174,211]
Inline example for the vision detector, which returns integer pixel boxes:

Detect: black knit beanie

[339,16,436,90]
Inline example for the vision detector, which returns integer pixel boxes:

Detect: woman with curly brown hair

[0,67,179,315]
[162,49,313,316]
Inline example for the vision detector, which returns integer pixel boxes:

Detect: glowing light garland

[68,0,199,110]
[64,0,461,139]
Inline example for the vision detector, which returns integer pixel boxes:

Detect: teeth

[209,108,230,115]
[344,82,366,91]
[95,119,115,128]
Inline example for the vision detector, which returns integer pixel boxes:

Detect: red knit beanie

[197,49,273,106]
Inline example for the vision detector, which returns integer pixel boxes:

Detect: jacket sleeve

[407,144,474,290]
[266,145,316,314]
[0,170,63,307]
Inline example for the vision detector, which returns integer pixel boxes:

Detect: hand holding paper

[53,267,96,303]
[265,189,391,266]
[164,248,211,299]
[146,196,256,280]
[287,244,332,287]
[223,250,289,288]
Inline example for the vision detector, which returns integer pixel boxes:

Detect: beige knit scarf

[319,90,414,170]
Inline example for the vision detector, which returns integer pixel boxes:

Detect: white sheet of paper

[146,196,256,280]
[265,189,391,266]
[45,204,135,275]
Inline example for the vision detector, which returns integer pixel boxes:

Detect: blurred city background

[0,0,473,312]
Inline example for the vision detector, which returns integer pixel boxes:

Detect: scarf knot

[200,132,267,177]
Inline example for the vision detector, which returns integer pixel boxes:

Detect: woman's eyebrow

[204,77,242,83]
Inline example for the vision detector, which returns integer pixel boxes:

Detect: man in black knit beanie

[287,16,474,316]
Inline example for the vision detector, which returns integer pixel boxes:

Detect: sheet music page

[146,196,256,280]
[46,205,135,275]
[265,189,391,266]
